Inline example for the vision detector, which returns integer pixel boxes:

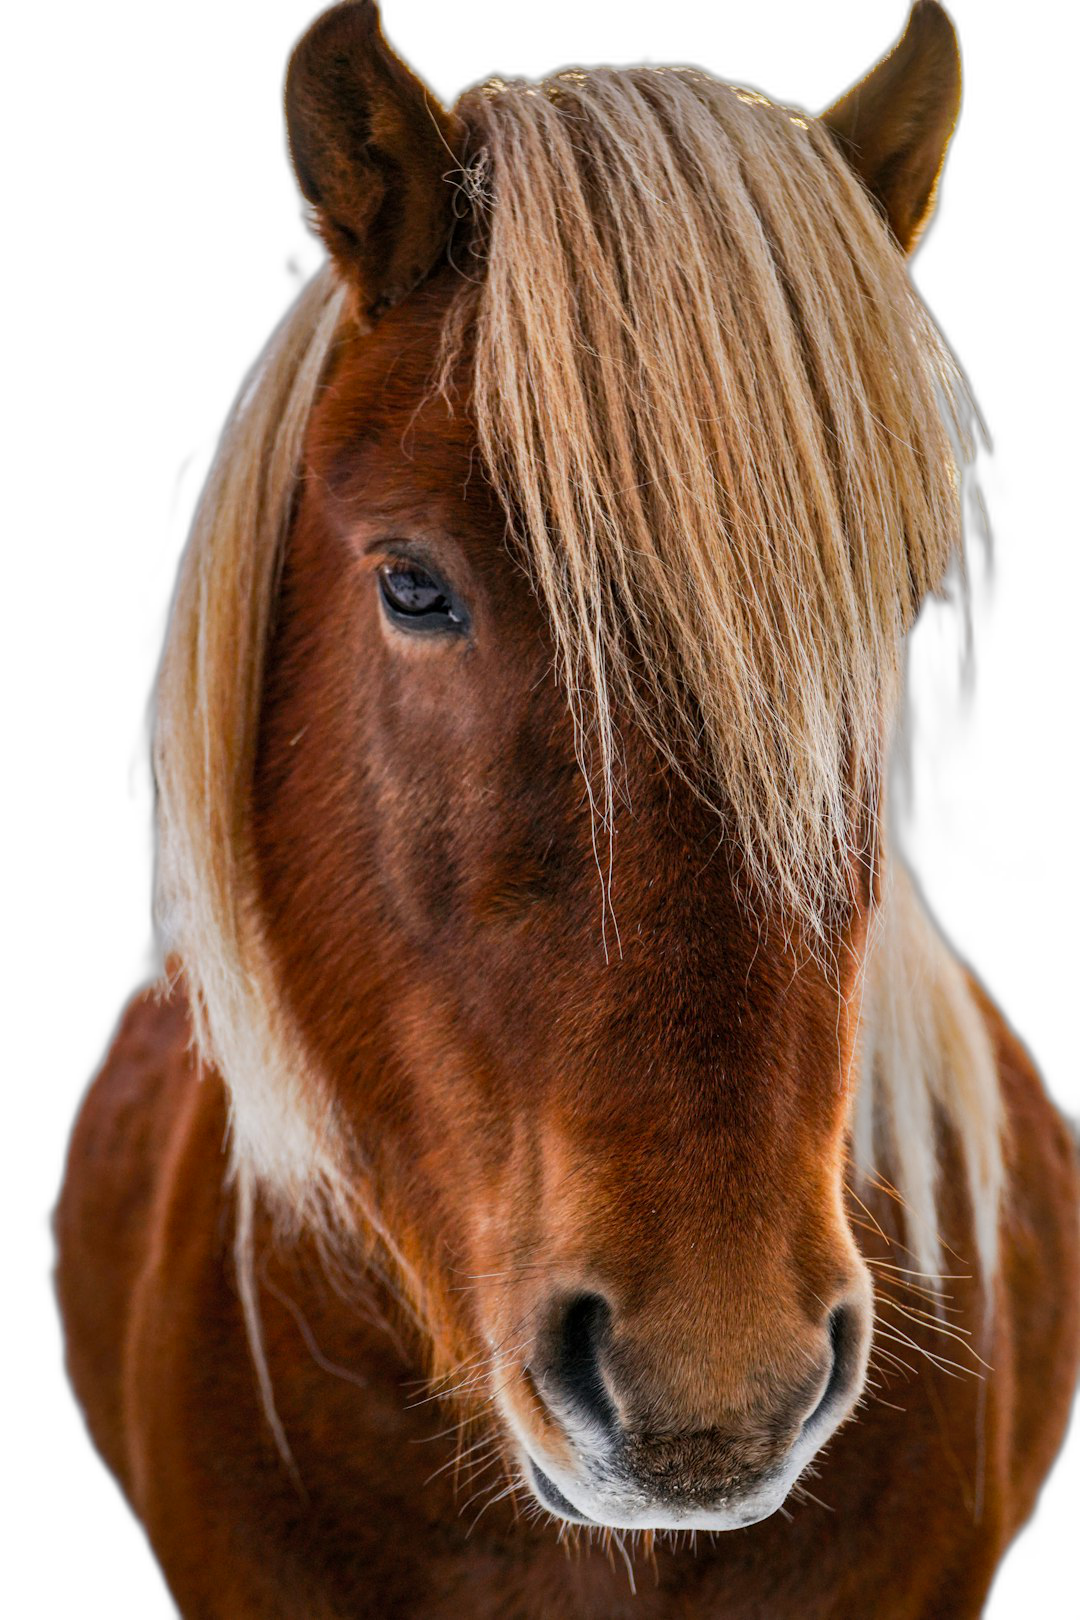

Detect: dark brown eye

[377,562,468,634]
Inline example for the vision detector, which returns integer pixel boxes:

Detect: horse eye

[377,562,467,634]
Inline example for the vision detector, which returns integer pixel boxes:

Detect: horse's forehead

[310,279,502,553]
[322,272,471,447]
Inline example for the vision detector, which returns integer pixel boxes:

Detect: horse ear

[821,1,961,254]
[285,0,465,321]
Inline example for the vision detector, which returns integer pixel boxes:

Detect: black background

[40,3,1075,1620]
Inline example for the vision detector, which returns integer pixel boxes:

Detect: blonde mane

[154,62,1002,1290]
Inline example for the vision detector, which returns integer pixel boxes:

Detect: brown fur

[822,1,962,253]
[56,5,1079,1614]
[56,974,1079,1616]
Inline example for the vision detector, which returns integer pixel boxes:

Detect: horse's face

[256,0,964,1533]
[254,274,872,1530]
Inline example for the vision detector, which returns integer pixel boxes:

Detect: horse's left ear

[285,1,465,321]
[821,1,961,254]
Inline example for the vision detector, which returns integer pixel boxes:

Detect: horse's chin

[520,1448,795,1534]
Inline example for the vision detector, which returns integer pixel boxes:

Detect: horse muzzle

[497,1288,872,1531]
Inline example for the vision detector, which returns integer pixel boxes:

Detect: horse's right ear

[285,1,465,323]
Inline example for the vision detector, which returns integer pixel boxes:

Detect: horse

[55,3,1079,1615]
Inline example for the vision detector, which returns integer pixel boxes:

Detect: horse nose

[538,1290,866,1436]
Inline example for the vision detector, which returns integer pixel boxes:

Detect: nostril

[546,1291,617,1430]
[804,1303,862,1433]
[829,1301,861,1386]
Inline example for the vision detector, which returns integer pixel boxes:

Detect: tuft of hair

[445,66,976,945]
[854,854,1004,1290]
[153,64,1001,1298]
[154,267,354,1236]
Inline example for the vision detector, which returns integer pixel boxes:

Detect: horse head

[159,1,974,1533]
